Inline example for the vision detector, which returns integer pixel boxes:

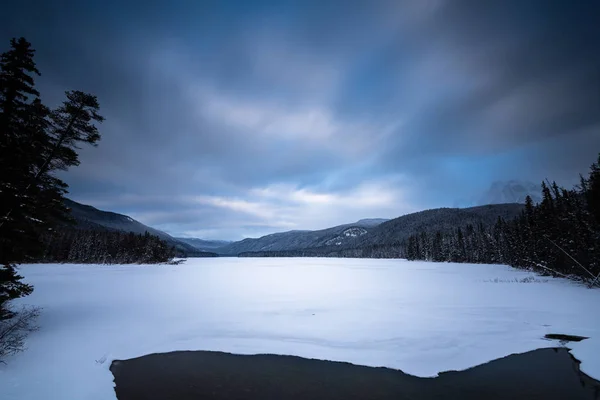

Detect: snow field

[1,258,599,400]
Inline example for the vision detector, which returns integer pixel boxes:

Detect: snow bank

[1,258,599,400]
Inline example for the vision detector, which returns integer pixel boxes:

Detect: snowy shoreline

[1,258,599,400]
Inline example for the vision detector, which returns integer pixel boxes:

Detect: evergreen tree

[0,38,103,319]
[37,228,176,264]
[403,155,600,284]
[587,155,600,226]
[0,38,43,319]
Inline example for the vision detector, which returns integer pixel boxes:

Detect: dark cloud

[1,0,598,239]
[377,1,600,153]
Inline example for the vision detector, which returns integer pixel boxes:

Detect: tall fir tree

[0,38,42,319]
[0,38,103,319]
[587,155,600,226]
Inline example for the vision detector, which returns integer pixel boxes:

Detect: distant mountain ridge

[65,199,171,240]
[175,238,232,252]
[454,180,542,208]
[63,200,389,256]
[64,199,525,259]
[479,180,542,205]
[217,218,389,255]
[63,199,214,256]
[234,204,525,257]
[354,203,524,248]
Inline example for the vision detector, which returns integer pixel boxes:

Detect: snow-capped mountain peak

[478,180,542,205]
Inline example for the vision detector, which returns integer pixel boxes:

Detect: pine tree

[0,38,103,319]
[587,155,600,226]
[432,231,443,261]
[0,38,42,318]
[41,90,103,174]
[454,226,466,262]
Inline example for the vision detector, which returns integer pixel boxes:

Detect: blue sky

[1,0,599,240]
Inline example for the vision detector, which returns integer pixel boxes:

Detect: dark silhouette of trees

[0,37,103,320]
[406,155,600,285]
[38,229,176,264]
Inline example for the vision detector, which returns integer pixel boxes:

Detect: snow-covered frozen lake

[1,258,600,400]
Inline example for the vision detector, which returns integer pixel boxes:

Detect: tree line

[38,228,176,264]
[239,242,405,259]
[406,156,600,284]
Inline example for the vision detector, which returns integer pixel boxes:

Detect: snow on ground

[1,258,600,400]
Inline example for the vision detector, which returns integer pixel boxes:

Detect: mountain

[353,203,524,248]
[217,218,388,255]
[237,204,525,258]
[175,238,232,252]
[65,199,171,239]
[63,198,524,259]
[63,199,212,257]
[478,180,542,205]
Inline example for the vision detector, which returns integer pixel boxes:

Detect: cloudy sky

[1,0,599,240]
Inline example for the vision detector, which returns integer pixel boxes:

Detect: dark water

[111,348,600,400]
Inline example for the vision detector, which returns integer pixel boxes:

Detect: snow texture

[1,258,599,400]
[325,228,367,246]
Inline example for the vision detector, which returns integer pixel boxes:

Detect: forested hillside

[239,204,524,259]
[63,198,204,257]
[406,156,600,283]
[218,219,388,255]
[356,204,524,248]
[38,229,177,264]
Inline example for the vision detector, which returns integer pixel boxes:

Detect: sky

[1,0,599,240]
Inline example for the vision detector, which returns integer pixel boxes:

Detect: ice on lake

[1,258,599,400]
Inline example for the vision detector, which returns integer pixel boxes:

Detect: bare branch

[0,306,40,362]
[544,237,597,285]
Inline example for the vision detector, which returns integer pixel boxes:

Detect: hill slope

[217,219,388,255]
[355,203,524,247]
[63,199,213,257]
[238,204,524,257]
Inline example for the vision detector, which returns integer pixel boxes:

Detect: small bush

[0,306,40,363]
